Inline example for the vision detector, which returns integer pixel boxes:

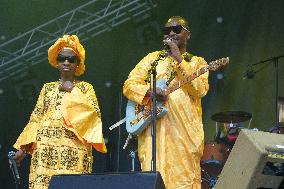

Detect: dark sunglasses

[57,54,78,63]
[163,25,189,35]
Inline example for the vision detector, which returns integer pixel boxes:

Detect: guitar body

[126,79,168,135]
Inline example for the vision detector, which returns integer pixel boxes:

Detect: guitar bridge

[130,107,163,126]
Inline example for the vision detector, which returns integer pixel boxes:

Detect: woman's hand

[10,150,26,167]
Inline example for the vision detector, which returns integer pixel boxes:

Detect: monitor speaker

[48,171,165,189]
[215,129,284,189]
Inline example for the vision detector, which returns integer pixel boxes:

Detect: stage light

[216,16,223,23]
[105,81,112,88]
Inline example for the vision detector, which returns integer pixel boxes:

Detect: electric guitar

[125,57,230,135]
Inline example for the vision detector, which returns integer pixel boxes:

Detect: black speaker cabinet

[215,130,284,189]
[48,171,165,189]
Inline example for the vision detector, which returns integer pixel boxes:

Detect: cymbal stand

[247,118,252,129]
[215,122,225,141]
[215,122,221,142]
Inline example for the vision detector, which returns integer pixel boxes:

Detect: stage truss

[0,0,156,82]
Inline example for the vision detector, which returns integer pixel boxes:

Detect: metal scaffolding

[0,0,156,82]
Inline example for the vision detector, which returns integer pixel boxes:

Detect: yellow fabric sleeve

[175,56,209,97]
[123,53,156,105]
[61,84,107,153]
[13,84,46,154]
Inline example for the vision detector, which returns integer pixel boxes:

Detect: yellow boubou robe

[123,51,209,189]
[14,81,107,189]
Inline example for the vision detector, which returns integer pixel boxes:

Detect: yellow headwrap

[165,16,189,31]
[48,35,85,76]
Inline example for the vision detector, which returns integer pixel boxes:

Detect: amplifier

[215,129,284,189]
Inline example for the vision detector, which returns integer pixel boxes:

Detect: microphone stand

[147,50,167,172]
[150,67,157,172]
[251,54,284,132]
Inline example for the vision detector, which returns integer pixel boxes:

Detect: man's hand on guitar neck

[145,88,167,102]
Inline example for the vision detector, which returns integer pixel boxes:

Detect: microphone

[8,151,21,186]
[163,36,173,54]
[242,69,256,79]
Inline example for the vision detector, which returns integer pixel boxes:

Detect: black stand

[150,69,157,172]
[249,55,284,132]
[147,50,167,172]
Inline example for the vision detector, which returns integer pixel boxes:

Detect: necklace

[58,79,76,84]
[58,79,77,91]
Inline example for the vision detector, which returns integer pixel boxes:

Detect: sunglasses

[57,54,78,63]
[163,25,189,35]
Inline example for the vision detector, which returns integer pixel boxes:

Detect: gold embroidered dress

[14,81,106,189]
[123,51,209,189]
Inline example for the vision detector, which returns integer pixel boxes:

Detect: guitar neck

[164,66,208,96]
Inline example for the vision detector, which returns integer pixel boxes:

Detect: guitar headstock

[208,57,230,71]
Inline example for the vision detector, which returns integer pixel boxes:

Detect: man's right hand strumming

[145,87,167,102]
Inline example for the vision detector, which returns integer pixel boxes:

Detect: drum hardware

[269,126,283,134]
[201,168,218,189]
[208,177,217,188]
[212,111,253,144]
[279,126,284,134]
[201,111,254,188]
[201,142,230,189]
[270,99,284,133]
[201,142,230,167]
